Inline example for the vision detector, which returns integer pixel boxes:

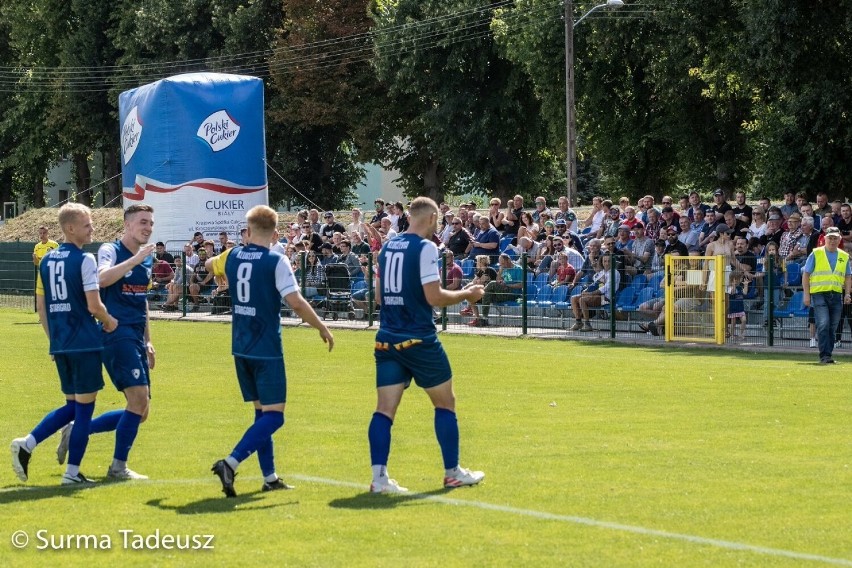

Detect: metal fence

[4,244,850,351]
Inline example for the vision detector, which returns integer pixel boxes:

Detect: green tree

[0,0,67,208]
[266,0,380,209]
[370,0,561,204]
[737,0,852,198]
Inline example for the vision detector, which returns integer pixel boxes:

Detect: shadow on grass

[328,487,451,511]
[0,483,98,504]
[593,340,827,363]
[146,493,295,515]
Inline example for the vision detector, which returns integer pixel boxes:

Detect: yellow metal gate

[664,255,726,344]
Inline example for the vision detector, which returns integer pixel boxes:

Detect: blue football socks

[368,412,393,466]
[67,401,95,467]
[30,400,76,446]
[89,409,124,434]
[229,411,284,468]
[254,409,276,478]
[434,408,459,470]
[114,410,143,462]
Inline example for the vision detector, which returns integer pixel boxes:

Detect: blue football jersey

[378,234,441,338]
[98,241,153,326]
[37,243,102,354]
[213,244,299,359]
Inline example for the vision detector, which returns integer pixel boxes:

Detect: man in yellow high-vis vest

[802,227,852,364]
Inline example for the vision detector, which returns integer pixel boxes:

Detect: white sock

[371,465,387,482]
[225,456,240,472]
[66,465,80,477]
[264,473,278,483]
[24,435,37,452]
[445,466,460,476]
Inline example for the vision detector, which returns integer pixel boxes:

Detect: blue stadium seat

[615,286,639,310]
[623,287,657,312]
[785,262,802,287]
[499,236,514,253]
[538,285,568,310]
[523,284,540,307]
[774,291,808,317]
[461,259,475,278]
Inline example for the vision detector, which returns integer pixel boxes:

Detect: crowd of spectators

[146,192,852,342]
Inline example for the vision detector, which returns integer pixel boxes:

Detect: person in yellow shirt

[33,226,59,265]
[802,227,852,364]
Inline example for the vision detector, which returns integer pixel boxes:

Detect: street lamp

[565,0,624,207]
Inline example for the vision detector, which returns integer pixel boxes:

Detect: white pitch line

[290,474,852,567]
[3,474,850,566]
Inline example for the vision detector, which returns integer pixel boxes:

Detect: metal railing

[4,244,848,350]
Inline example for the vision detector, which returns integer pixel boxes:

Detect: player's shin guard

[368,412,393,466]
[67,402,95,467]
[434,408,459,470]
[254,409,276,478]
[89,410,124,434]
[31,400,76,444]
[231,411,284,464]
[114,410,143,462]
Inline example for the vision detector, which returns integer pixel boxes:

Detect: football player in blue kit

[369,197,486,493]
[57,204,158,481]
[11,203,118,485]
[208,205,334,497]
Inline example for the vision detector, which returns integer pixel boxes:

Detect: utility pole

[564,0,577,207]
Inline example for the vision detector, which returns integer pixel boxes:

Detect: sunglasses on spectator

[662,201,672,205]
[452,221,461,225]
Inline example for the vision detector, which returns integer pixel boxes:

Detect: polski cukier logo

[197,110,240,152]
[121,106,143,165]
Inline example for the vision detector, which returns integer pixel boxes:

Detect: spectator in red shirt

[150,259,174,300]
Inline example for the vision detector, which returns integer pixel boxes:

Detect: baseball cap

[713,189,724,196]
[618,224,631,231]
[544,220,555,228]
[716,225,732,234]
[324,211,334,218]
[444,210,454,217]
[632,222,645,230]
[556,219,567,226]
[156,241,165,247]
[321,243,333,249]
[768,213,782,221]
[824,227,841,237]
[666,226,678,234]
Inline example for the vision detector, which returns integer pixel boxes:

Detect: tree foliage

[370,0,563,204]
[0,0,850,209]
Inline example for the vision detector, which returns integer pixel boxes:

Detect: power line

[0,1,651,93]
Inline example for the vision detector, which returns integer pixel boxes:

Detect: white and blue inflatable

[119,73,268,245]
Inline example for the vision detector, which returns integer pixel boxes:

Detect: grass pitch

[0,309,850,567]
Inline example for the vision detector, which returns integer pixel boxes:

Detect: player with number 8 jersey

[207,205,334,497]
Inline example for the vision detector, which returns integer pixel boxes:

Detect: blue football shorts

[234,355,287,405]
[54,351,105,395]
[374,331,452,389]
[103,324,150,393]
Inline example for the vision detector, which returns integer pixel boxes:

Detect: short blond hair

[58,203,91,230]
[408,196,438,219]
[246,205,278,234]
